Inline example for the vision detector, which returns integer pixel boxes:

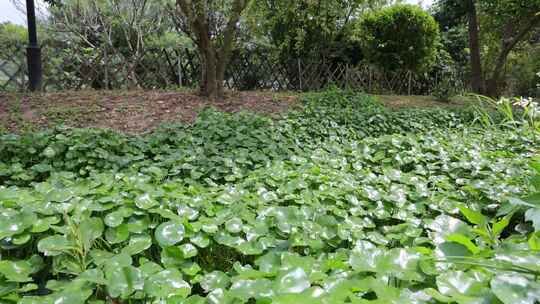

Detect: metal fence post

[178,55,182,86]
[25,0,42,92]
[298,58,302,91]
[345,64,349,89]
[368,68,372,93]
[408,71,412,96]
[104,47,109,89]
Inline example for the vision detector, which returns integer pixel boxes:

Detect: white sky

[407,0,433,9]
[0,0,47,26]
[0,0,434,26]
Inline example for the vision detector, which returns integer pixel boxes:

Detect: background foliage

[2,0,539,96]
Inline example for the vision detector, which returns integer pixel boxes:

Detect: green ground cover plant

[0,89,539,303]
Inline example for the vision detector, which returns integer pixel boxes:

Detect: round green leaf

[200,271,230,292]
[491,273,540,304]
[155,221,185,247]
[104,211,125,227]
[43,147,56,158]
[225,218,243,233]
[0,260,33,282]
[105,265,144,299]
[122,234,152,256]
[37,235,74,256]
[105,224,130,244]
[274,268,310,294]
[144,269,191,299]
[135,193,158,210]
[179,243,198,258]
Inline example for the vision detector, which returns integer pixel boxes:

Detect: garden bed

[0,90,539,303]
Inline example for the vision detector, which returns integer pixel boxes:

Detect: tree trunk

[485,48,511,97]
[193,16,220,99]
[175,0,248,100]
[214,5,244,99]
[485,16,540,97]
[466,0,484,94]
[200,47,218,98]
[215,53,228,99]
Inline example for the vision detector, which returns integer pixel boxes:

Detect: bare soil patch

[0,90,299,133]
[0,91,470,134]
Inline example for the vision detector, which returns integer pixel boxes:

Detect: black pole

[26,0,42,91]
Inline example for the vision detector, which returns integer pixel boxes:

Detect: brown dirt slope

[0,91,470,134]
[0,90,299,134]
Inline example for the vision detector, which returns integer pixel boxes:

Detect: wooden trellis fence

[0,44,465,95]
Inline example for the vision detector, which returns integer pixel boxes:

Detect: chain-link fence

[0,43,465,95]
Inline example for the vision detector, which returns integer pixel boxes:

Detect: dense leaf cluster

[1,91,539,303]
[0,90,478,186]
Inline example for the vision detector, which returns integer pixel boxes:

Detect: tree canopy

[433,0,540,95]
[10,0,540,96]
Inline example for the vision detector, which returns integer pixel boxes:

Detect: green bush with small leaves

[356,4,440,72]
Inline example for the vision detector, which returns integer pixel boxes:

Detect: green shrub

[0,22,27,53]
[356,4,440,72]
[433,77,457,102]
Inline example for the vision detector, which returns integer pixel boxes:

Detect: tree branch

[492,14,540,81]
[218,0,249,58]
